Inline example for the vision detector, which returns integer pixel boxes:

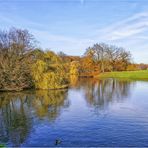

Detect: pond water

[0,78,148,147]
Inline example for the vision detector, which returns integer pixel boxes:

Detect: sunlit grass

[98,70,148,80]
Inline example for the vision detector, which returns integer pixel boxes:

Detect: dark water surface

[0,78,148,147]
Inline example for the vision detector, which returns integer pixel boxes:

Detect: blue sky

[0,0,148,63]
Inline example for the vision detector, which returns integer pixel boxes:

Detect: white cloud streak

[99,12,148,41]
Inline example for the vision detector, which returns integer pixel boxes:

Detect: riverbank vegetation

[0,28,147,91]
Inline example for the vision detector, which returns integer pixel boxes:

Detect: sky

[0,0,148,63]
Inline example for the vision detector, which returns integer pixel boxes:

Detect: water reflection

[0,90,69,146]
[70,75,79,88]
[0,93,32,146]
[32,90,69,120]
[76,78,135,109]
[0,78,137,146]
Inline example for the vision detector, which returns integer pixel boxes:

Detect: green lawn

[98,70,148,80]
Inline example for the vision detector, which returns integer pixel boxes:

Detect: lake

[0,78,148,147]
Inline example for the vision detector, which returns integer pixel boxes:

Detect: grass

[98,70,148,80]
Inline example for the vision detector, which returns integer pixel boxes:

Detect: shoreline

[0,85,69,92]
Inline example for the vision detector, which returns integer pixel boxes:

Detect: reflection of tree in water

[70,75,79,88]
[0,93,32,147]
[0,89,69,146]
[78,78,135,109]
[32,90,69,121]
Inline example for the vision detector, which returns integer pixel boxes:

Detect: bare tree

[84,43,131,73]
[0,28,36,91]
[85,43,109,73]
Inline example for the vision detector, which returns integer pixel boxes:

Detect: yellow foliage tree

[31,51,68,89]
[69,61,80,87]
[69,61,80,75]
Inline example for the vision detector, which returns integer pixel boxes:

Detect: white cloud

[0,13,45,29]
[99,12,148,41]
[90,12,148,63]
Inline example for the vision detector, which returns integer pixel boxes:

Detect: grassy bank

[98,70,148,80]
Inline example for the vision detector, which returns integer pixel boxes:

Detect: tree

[126,64,138,71]
[31,50,68,89]
[79,55,99,76]
[69,61,80,75]
[106,45,131,71]
[84,43,131,73]
[0,28,36,91]
[58,51,67,58]
[85,43,109,73]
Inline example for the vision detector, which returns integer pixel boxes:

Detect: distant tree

[139,63,148,70]
[84,43,131,72]
[58,51,67,57]
[57,51,67,63]
[107,45,131,71]
[126,64,139,71]
[85,43,109,73]
[118,48,131,71]
[79,55,99,76]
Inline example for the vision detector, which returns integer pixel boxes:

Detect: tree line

[0,28,141,91]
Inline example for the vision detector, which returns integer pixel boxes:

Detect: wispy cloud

[0,13,45,29]
[99,12,148,41]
